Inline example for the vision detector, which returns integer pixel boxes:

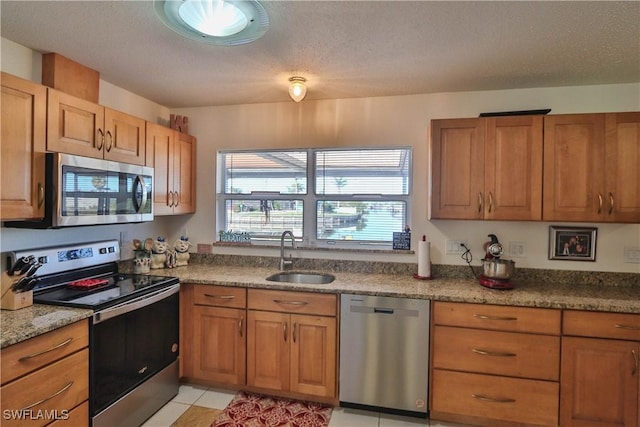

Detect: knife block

[1,272,33,310]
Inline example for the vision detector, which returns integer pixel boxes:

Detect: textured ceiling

[2,1,639,108]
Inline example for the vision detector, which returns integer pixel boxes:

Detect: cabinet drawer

[48,400,88,427]
[1,320,88,385]
[1,348,89,427]
[248,289,336,316]
[194,285,246,309]
[433,326,560,381]
[563,310,640,341]
[433,302,560,335]
[432,369,558,426]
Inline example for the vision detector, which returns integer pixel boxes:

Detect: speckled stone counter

[150,263,640,314]
[0,305,92,348]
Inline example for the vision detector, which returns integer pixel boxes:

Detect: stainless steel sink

[266,272,335,284]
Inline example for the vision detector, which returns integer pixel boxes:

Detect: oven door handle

[93,283,180,324]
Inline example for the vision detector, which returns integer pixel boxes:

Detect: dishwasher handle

[350,305,420,317]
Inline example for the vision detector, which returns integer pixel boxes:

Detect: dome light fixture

[288,77,307,103]
[154,0,269,46]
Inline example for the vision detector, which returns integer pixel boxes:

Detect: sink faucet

[280,231,296,271]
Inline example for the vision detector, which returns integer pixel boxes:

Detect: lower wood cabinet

[181,284,338,403]
[246,310,336,398]
[246,289,337,400]
[0,319,89,427]
[560,310,640,427]
[430,301,561,427]
[181,284,246,386]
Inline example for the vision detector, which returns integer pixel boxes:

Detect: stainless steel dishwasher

[339,294,430,417]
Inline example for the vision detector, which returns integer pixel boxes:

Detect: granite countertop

[0,305,92,349]
[151,264,640,314]
[2,261,637,350]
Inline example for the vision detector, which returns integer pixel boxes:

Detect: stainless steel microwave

[5,153,153,228]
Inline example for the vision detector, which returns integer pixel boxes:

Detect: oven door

[90,284,179,416]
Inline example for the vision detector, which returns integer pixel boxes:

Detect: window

[217,148,411,247]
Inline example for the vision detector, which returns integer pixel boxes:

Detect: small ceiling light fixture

[288,77,307,102]
[154,0,269,46]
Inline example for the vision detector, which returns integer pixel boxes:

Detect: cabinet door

[146,123,174,215]
[561,337,639,427]
[46,88,104,159]
[290,315,336,398]
[1,73,46,220]
[430,118,485,219]
[605,112,640,223]
[173,132,196,214]
[543,114,606,221]
[247,310,290,392]
[104,108,146,165]
[484,115,543,220]
[192,305,246,385]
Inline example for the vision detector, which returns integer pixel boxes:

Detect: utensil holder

[1,272,34,310]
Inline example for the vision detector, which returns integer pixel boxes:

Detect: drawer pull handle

[204,294,236,300]
[273,299,308,306]
[18,337,73,362]
[472,394,516,404]
[20,381,73,411]
[633,350,638,376]
[474,314,517,321]
[615,324,640,331]
[472,348,517,357]
[239,316,244,337]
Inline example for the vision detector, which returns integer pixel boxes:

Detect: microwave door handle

[133,175,149,213]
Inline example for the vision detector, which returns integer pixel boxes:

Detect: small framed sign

[393,232,411,250]
[549,226,597,261]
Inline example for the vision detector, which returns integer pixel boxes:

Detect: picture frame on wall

[549,226,597,261]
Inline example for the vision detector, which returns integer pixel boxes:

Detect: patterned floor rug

[211,391,333,427]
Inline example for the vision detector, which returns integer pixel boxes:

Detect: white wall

[171,85,640,273]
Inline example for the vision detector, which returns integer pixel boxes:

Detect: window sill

[213,241,414,255]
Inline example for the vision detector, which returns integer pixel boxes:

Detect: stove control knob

[99,247,107,254]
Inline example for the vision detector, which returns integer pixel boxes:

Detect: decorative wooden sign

[170,114,189,134]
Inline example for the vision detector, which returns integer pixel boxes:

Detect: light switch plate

[623,246,640,263]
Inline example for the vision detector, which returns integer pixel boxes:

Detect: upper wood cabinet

[1,73,47,220]
[47,88,146,165]
[430,115,543,220]
[543,112,640,223]
[145,123,196,215]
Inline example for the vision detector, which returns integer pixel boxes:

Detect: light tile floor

[141,384,471,427]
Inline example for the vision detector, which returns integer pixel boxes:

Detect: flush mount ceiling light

[288,77,307,102]
[154,0,269,46]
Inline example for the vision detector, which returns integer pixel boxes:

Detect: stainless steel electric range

[9,240,180,427]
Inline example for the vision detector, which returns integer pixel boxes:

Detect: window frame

[217,147,412,249]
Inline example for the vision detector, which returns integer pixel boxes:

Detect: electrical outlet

[509,241,527,258]
[623,246,640,263]
[445,239,468,255]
